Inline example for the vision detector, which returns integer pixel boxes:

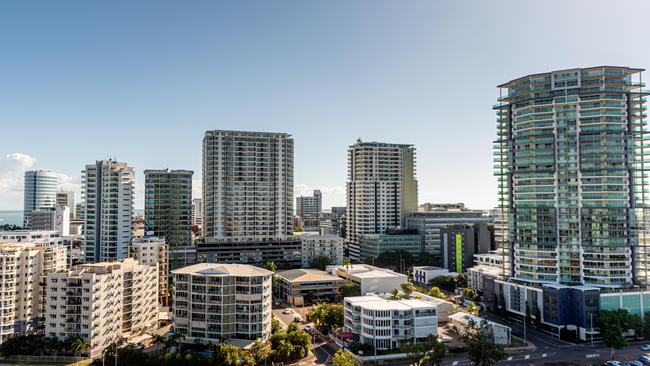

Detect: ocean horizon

[0,210,23,226]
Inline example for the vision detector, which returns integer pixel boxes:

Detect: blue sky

[1,0,649,210]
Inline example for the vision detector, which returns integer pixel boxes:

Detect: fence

[5,355,87,363]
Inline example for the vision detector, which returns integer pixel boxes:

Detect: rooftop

[346,294,438,311]
[277,268,343,283]
[172,263,272,277]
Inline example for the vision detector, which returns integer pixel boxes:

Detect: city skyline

[2,1,650,211]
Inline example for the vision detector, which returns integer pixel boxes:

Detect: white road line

[524,355,530,359]
[507,356,513,361]
[452,362,459,366]
[542,353,547,357]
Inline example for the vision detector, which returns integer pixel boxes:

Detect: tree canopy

[460,319,507,366]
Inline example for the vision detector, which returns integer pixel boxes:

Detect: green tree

[466,303,480,316]
[272,316,282,334]
[400,282,415,299]
[389,288,402,300]
[342,283,361,297]
[400,334,446,366]
[532,304,541,327]
[461,319,507,366]
[250,339,271,365]
[429,276,457,292]
[525,301,532,326]
[307,303,344,334]
[643,311,650,337]
[428,286,448,301]
[599,310,628,354]
[333,349,356,366]
[293,226,305,232]
[498,293,508,318]
[310,255,332,271]
[263,260,277,272]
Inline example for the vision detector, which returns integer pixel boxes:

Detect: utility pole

[590,312,594,346]
[523,314,527,345]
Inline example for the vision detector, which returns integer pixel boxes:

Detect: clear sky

[1,0,649,210]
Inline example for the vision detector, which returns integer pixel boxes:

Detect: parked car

[642,345,650,351]
[629,361,643,366]
[638,355,650,365]
[604,361,621,366]
[294,316,303,323]
[282,308,291,314]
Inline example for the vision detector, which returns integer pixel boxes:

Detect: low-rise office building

[45,258,158,358]
[0,242,67,343]
[171,263,272,346]
[343,294,438,350]
[449,312,511,345]
[330,264,407,294]
[276,269,344,305]
[300,235,344,267]
[129,237,169,305]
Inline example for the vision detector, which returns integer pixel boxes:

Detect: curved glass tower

[494,66,649,288]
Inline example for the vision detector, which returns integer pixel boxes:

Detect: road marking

[507,356,513,361]
[524,355,530,359]
[542,353,547,357]
[452,362,458,365]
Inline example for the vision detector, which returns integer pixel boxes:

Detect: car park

[629,361,643,366]
[642,345,650,351]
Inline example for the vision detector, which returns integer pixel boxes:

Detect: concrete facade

[129,237,169,305]
[300,234,344,267]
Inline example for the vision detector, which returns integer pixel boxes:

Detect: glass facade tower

[494,66,649,287]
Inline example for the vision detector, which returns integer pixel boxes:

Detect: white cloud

[0,153,37,209]
[294,183,346,208]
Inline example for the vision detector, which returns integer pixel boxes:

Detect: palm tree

[70,337,90,357]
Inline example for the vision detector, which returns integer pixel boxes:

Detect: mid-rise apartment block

[300,234,344,267]
[200,130,297,265]
[82,160,135,262]
[343,294,438,350]
[144,169,193,270]
[296,190,322,230]
[45,258,158,358]
[56,191,75,220]
[346,140,418,261]
[129,237,169,305]
[171,263,272,345]
[23,170,58,227]
[0,241,67,343]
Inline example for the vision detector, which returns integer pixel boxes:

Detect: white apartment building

[23,170,58,227]
[45,258,158,358]
[346,140,418,261]
[29,206,70,236]
[329,264,407,294]
[343,294,438,350]
[468,251,505,293]
[0,242,67,343]
[171,263,272,346]
[0,230,66,245]
[202,130,293,241]
[82,160,135,262]
[129,237,169,305]
[300,234,344,267]
[449,312,511,345]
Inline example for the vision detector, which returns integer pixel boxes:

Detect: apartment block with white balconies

[129,237,169,305]
[171,263,272,346]
[45,258,158,358]
[0,242,67,344]
[343,294,438,350]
